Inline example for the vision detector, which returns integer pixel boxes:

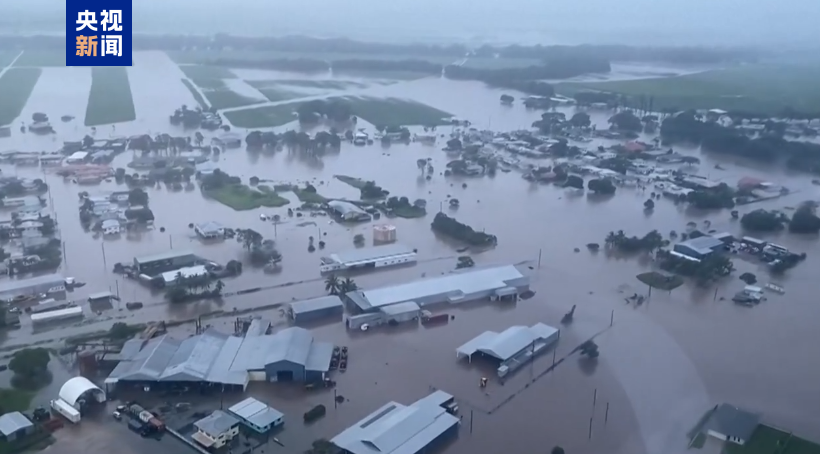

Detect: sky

[5,0,820,48]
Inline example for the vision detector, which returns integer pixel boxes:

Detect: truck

[147,417,165,431]
[138,410,153,424]
[421,311,449,326]
[128,419,146,434]
[51,399,81,423]
[128,403,146,417]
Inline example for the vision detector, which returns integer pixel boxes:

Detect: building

[0,274,66,301]
[194,221,225,239]
[58,376,107,410]
[161,265,209,286]
[105,327,333,390]
[331,391,460,454]
[289,296,344,323]
[327,200,371,222]
[346,265,529,313]
[320,244,417,273]
[711,232,734,244]
[380,301,421,324]
[0,412,34,442]
[193,410,240,449]
[456,323,560,377]
[133,250,198,276]
[673,236,726,259]
[228,397,284,433]
[101,219,121,235]
[703,404,760,445]
[65,151,89,164]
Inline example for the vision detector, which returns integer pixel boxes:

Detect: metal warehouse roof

[0,412,32,436]
[0,273,65,295]
[134,250,196,264]
[678,236,725,254]
[331,393,460,454]
[229,397,283,428]
[380,301,421,316]
[290,295,344,315]
[195,410,240,438]
[59,376,105,406]
[328,243,415,265]
[350,265,525,310]
[456,323,559,361]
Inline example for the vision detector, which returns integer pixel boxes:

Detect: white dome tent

[58,376,106,409]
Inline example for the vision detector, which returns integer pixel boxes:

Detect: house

[101,219,121,235]
[194,221,225,239]
[66,151,89,164]
[193,410,240,449]
[228,398,284,433]
[0,412,34,442]
[703,404,760,445]
[109,191,131,203]
[213,133,242,149]
[327,201,371,222]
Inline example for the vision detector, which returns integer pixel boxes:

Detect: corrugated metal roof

[456,323,559,361]
[195,410,240,438]
[0,274,65,295]
[380,301,421,316]
[134,250,196,265]
[331,392,459,454]
[245,318,270,337]
[305,342,334,372]
[0,412,32,436]
[329,244,415,266]
[229,398,283,428]
[290,295,344,315]
[352,265,525,310]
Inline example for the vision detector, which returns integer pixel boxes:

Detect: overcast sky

[7,0,820,47]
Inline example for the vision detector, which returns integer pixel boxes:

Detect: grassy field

[178,64,236,80]
[268,79,369,90]
[168,50,457,65]
[206,184,290,210]
[179,66,264,110]
[180,79,209,110]
[461,57,543,69]
[0,67,42,126]
[555,64,820,114]
[725,425,820,454]
[244,80,308,102]
[13,50,66,67]
[224,103,299,128]
[84,66,136,126]
[0,388,35,412]
[344,96,453,126]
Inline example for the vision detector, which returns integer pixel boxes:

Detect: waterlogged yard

[84,66,136,126]
[179,64,265,110]
[0,68,42,126]
[13,51,66,67]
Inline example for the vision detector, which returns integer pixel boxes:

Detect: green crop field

[224,103,299,128]
[13,51,66,67]
[84,66,136,126]
[344,96,453,127]
[725,425,820,454]
[555,64,820,114]
[0,68,42,126]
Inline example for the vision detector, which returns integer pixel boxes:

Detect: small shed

[228,397,284,433]
[0,412,34,442]
[290,296,344,323]
[703,404,760,446]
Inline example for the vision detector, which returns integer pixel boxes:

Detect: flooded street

[1,51,820,453]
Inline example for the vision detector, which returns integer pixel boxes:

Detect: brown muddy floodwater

[1,51,820,454]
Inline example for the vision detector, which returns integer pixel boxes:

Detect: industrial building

[289,296,344,323]
[331,391,460,454]
[228,397,284,433]
[160,265,209,286]
[673,236,727,259]
[320,244,417,273]
[346,301,421,330]
[50,376,107,423]
[105,327,334,391]
[346,265,528,313]
[0,412,33,442]
[133,250,198,276]
[702,404,760,446]
[327,200,371,222]
[194,221,225,239]
[30,306,84,326]
[0,274,66,301]
[456,323,560,377]
[193,410,240,449]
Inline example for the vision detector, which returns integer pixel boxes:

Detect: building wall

[135,254,197,275]
[293,305,344,323]
[0,279,66,300]
[265,360,305,382]
[383,309,420,324]
[673,244,710,259]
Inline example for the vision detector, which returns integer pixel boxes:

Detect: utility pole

[334,389,338,409]
[610,309,614,327]
[101,242,107,269]
[605,402,609,425]
[537,248,542,268]
[469,410,474,434]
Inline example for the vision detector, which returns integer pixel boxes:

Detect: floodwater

[1,51,820,453]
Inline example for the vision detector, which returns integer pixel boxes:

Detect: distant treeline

[0,34,757,65]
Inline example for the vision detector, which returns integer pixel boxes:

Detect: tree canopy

[608,111,642,132]
[788,204,820,233]
[740,209,788,232]
[9,348,50,377]
[431,212,496,247]
[588,178,616,194]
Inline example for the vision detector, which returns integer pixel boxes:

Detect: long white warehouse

[30,306,84,325]
[320,243,416,273]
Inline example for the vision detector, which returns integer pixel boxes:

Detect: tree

[445,138,462,151]
[417,158,427,174]
[644,198,655,210]
[565,175,584,190]
[740,209,787,232]
[214,280,225,296]
[587,178,616,195]
[340,277,358,294]
[9,348,50,378]
[579,340,599,358]
[569,112,591,128]
[788,204,820,233]
[325,275,340,295]
[108,322,135,340]
[237,228,264,251]
[551,447,566,454]
[127,188,148,206]
[500,94,514,105]
[609,111,642,131]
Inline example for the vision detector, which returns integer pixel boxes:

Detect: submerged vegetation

[201,169,289,210]
[84,67,136,126]
[0,68,41,126]
[431,212,496,247]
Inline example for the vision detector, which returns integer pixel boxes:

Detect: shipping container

[31,306,83,325]
[422,313,449,325]
[138,411,153,424]
[128,419,145,433]
[148,417,165,431]
[51,399,81,423]
[129,404,145,416]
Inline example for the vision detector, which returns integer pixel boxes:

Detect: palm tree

[340,277,358,294]
[213,280,225,296]
[604,231,617,247]
[174,271,186,287]
[325,275,340,295]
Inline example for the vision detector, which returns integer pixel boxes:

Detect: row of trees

[686,184,736,209]
[166,271,225,303]
[656,250,735,286]
[431,213,497,247]
[604,230,666,254]
[324,275,358,296]
[740,205,820,234]
[297,99,355,124]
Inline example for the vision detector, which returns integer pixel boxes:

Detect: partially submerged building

[193,410,240,449]
[702,404,760,446]
[105,327,334,391]
[320,243,417,273]
[133,250,198,276]
[456,323,560,377]
[331,391,460,454]
[327,200,371,222]
[346,265,528,313]
[673,236,727,260]
[228,397,284,433]
[0,274,66,301]
[289,295,344,323]
[0,412,34,442]
[346,301,422,330]
[194,221,225,239]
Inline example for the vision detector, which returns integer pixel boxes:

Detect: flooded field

[0,50,820,454]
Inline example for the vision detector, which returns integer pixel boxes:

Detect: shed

[0,412,34,442]
[194,221,225,239]
[289,296,344,323]
[193,410,240,449]
[228,397,284,433]
[703,404,760,446]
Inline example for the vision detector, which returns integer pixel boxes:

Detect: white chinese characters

[76,10,97,32]
[101,36,123,57]
[101,10,123,32]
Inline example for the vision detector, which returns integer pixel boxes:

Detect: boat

[765,283,785,294]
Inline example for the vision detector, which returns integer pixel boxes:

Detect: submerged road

[0,51,25,78]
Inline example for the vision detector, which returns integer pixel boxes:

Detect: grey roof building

[457,323,560,377]
[290,295,344,323]
[703,404,761,445]
[331,392,460,454]
[346,265,528,312]
[228,397,284,433]
[673,236,726,259]
[320,244,417,273]
[0,412,33,442]
[105,327,333,389]
[0,274,66,300]
[327,201,371,222]
[195,410,240,438]
[132,250,198,275]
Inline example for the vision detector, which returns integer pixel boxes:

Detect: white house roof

[0,412,32,435]
[456,323,559,361]
[228,397,283,428]
[58,376,105,406]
